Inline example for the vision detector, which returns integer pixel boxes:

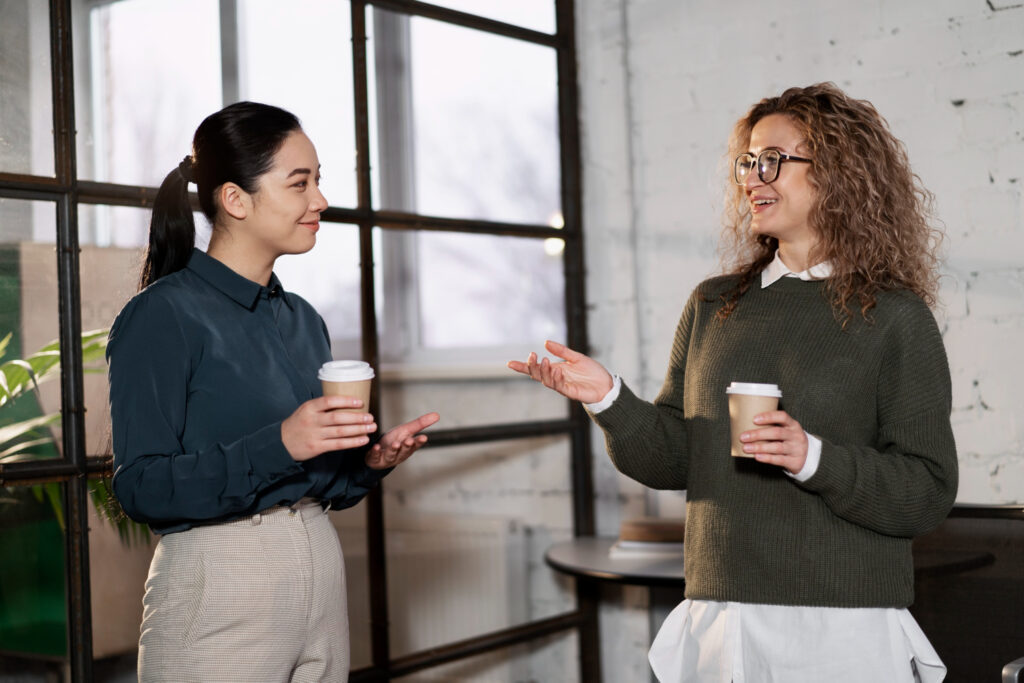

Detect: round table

[545,537,684,588]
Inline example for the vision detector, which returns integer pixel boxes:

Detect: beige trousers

[138,500,349,683]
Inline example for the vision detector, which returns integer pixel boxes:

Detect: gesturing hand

[740,410,810,475]
[282,395,378,462]
[507,340,614,404]
[365,412,441,470]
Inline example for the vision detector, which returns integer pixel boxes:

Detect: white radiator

[331,511,528,680]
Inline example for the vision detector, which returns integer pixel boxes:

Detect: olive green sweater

[592,275,958,608]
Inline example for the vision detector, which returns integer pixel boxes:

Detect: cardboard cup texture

[321,378,372,413]
[726,382,782,458]
[319,360,374,413]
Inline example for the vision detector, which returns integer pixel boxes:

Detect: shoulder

[108,273,195,351]
[872,289,940,334]
[691,274,741,304]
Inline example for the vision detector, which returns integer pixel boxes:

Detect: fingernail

[740,434,749,441]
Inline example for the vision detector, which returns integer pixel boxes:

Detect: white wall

[576,0,1024,679]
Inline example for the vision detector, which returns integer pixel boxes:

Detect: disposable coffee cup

[726,382,782,457]
[319,360,375,413]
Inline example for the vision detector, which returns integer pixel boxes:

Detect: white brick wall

[577,1,1024,678]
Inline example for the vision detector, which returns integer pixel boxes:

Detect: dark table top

[546,537,996,588]
[545,537,684,587]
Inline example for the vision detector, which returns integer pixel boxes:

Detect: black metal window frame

[0,0,600,681]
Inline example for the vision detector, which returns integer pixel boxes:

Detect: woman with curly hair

[509,82,957,682]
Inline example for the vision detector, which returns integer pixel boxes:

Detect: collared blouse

[108,248,385,535]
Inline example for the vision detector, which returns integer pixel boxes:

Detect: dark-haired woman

[509,83,957,682]
[108,101,439,682]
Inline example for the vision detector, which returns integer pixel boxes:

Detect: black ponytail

[139,156,196,290]
[138,102,302,290]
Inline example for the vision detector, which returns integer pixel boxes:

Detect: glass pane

[77,205,151,458]
[0,483,67,662]
[382,436,576,657]
[237,0,359,209]
[75,0,222,186]
[425,0,556,34]
[329,505,372,670]
[0,198,61,463]
[392,631,580,683]
[0,1,53,176]
[393,15,561,224]
[274,222,363,359]
[88,482,156,676]
[378,361,568,433]
[418,232,565,349]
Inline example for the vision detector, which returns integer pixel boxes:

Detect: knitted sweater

[592,275,958,608]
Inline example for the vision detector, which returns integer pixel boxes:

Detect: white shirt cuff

[584,375,621,414]
[787,432,822,482]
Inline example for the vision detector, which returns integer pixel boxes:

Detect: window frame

[0,1,598,680]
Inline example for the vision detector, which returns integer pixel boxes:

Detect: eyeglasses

[733,149,812,185]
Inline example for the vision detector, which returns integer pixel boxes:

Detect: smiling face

[744,114,817,255]
[241,129,327,260]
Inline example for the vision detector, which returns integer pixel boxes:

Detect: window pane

[396,16,561,224]
[88,486,156,676]
[274,223,363,359]
[380,436,576,657]
[0,1,53,176]
[0,198,62,463]
[329,506,372,670]
[392,631,580,683]
[0,483,67,662]
[77,205,151,458]
[418,232,565,349]
[379,367,568,435]
[75,0,222,186]
[425,0,556,34]
[237,0,359,209]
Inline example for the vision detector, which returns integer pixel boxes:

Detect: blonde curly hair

[717,82,943,324]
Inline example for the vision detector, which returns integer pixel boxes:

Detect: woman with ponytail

[107,101,439,682]
[510,83,957,681]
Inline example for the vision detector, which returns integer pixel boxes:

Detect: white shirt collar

[761,251,833,288]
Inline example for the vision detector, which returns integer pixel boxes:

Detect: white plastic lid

[725,381,782,397]
[318,360,375,382]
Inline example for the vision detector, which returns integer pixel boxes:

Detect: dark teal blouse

[107,248,385,535]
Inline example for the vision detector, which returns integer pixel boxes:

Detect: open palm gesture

[507,340,613,404]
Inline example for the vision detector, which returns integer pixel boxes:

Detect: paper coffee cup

[319,360,375,413]
[726,382,782,457]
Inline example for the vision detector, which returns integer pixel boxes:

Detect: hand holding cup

[281,395,378,462]
[727,382,808,474]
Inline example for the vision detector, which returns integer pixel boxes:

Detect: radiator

[331,511,528,680]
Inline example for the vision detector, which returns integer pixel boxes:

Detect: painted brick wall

[576,1,1024,678]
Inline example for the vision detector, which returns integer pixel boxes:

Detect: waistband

[232,497,326,527]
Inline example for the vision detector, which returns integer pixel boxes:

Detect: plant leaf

[0,436,55,461]
[0,412,60,450]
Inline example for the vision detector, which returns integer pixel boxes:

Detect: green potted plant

[0,329,147,657]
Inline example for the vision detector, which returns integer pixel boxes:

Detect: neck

[206,230,275,286]
[776,240,814,273]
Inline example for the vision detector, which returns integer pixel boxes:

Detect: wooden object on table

[619,517,685,543]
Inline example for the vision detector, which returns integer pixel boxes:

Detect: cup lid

[318,360,375,382]
[725,381,782,397]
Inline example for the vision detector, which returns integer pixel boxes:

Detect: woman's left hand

[740,410,808,475]
[365,412,440,470]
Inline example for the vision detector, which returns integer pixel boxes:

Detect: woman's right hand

[507,340,614,404]
[281,396,378,461]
